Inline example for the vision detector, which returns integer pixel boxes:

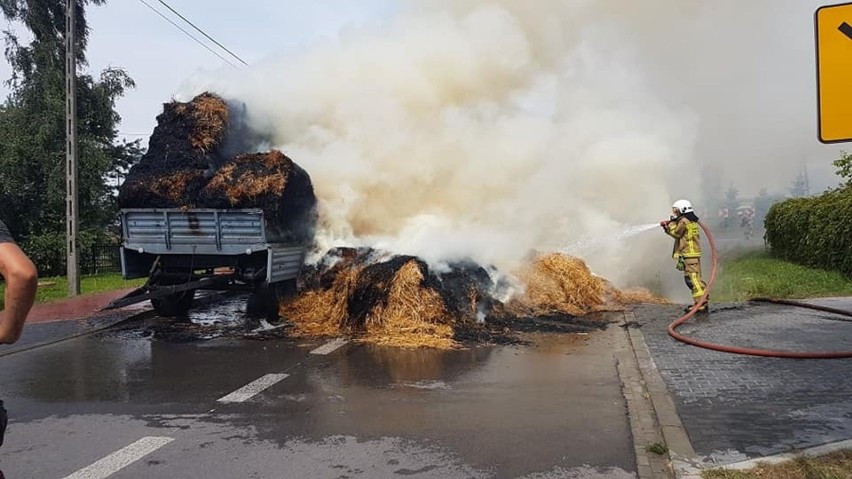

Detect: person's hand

[660,220,669,229]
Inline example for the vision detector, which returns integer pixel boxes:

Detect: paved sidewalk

[628,301,852,475]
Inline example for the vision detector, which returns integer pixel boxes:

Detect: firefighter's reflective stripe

[667,217,702,259]
[683,258,706,300]
[686,272,705,298]
[682,222,701,258]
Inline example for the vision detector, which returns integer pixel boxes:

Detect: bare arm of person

[0,242,38,344]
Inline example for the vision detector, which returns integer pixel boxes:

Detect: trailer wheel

[151,289,196,317]
[246,280,297,321]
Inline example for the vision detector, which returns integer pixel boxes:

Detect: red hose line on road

[666,221,852,359]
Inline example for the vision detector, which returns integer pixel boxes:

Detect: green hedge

[764,186,852,277]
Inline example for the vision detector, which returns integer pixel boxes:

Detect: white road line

[217,373,290,403]
[63,436,174,479]
[310,338,349,355]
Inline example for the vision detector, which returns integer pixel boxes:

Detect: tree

[789,170,810,198]
[834,150,852,187]
[0,0,140,265]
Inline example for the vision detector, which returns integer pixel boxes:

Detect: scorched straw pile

[283,249,663,348]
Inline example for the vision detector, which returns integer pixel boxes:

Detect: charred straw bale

[434,260,494,323]
[348,256,495,328]
[118,93,230,208]
[346,256,431,329]
[363,259,455,349]
[117,168,208,209]
[200,150,318,243]
[281,254,458,348]
[299,247,377,291]
[284,250,497,348]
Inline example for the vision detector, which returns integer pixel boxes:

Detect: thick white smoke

[179,1,824,293]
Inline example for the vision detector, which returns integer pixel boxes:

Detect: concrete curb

[719,439,852,471]
[622,311,703,479]
[616,313,674,479]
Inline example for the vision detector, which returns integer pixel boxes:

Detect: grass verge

[712,250,852,302]
[702,449,852,478]
[0,273,146,309]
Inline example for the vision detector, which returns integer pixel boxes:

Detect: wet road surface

[0,298,636,478]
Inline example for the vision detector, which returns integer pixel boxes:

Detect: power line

[155,0,249,67]
[136,0,239,68]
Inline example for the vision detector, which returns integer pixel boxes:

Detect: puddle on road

[106,294,292,343]
[188,294,246,327]
[393,380,452,391]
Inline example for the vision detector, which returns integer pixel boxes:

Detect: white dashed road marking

[63,436,174,479]
[310,338,349,355]
[217,373,290,403]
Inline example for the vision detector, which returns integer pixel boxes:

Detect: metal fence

[33,244,123,277]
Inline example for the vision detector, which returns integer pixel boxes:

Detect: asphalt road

[0,304,637,479]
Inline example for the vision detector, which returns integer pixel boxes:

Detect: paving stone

[632,302,852,464]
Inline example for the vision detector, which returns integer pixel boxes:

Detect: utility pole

[66,0,80,296]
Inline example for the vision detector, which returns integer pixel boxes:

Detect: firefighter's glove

[660,220,669,230]
[675,255,686,271]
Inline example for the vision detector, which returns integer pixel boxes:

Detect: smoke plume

[180,0,829,294]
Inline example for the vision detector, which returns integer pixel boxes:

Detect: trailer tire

[247,280,297,321]
[151,289,196,317]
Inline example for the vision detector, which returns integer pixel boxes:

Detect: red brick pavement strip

[23,288,145,324]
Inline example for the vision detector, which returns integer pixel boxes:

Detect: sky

[0,0,396,140]
[0,0,847,294]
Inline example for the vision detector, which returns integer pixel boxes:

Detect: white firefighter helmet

[672,199,694,214]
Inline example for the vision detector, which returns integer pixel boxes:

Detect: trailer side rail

[121,209,268,255]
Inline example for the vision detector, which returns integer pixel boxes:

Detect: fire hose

[666,221,852,359]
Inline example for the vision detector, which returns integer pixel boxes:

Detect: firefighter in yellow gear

[660,199,708,313]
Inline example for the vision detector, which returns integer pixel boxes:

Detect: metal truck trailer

[110,208,308,318]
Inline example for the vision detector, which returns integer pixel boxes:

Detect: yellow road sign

[816,2,852,143]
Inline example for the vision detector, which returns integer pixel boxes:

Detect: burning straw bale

[304,247,377,291]
[118,92,230,209]
[200,150,318,243]
[510,252,610,316]
[187,93,230,153]
[118,169,208,209]
[280,251,493,348]
[138,92,228,166]
[280,264,361,337]
[363,259,455,349]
